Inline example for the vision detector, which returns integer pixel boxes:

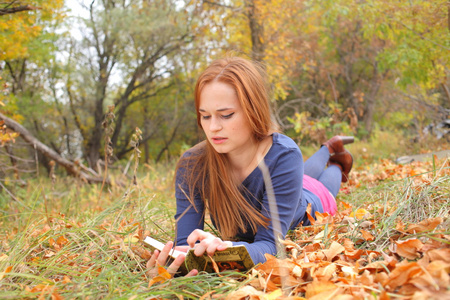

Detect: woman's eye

[222,113,234,119]
[201,115,211,120]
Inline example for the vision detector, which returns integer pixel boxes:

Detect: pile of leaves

[227,209,449,299]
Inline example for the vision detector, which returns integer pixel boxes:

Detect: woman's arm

[174,160,205,246]
[234,149,305,264]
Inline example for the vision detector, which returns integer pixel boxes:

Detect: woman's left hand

[187,229,233,257]
[146,241,198,278]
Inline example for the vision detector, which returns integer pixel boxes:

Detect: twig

[0,181,27,207]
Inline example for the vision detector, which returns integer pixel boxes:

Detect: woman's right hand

[187,229,233,257]
[146,241,198,278]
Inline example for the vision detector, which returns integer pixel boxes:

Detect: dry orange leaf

[385,261,421,290]
[225,285,265,299]
[306,211,316,225]
[426,248,450,263]
[256,256,297,277]
[56,235,69,247]
[148,266,171,287]
[323,241,345,261]
[30,283,53,293]
[304,281,338,298]
[340,201,352,209]
[51,291,64,300]
[0,265,12,281]
[208,255,221,275]
[360,229,374,241]
[396,239,424,260]
[303,242,321,252]
[343,238,364,260]
[395,218,406,232]
[314,263,337,281]
[406,217,443,233]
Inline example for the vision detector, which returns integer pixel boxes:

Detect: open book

[142,236,255,275]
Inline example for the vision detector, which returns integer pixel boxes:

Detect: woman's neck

[228,135,273,183]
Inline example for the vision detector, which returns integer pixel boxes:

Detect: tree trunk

[245,0,265,62]
[442,83,450,107]
[86,73,108,170]
[0,113,106,184]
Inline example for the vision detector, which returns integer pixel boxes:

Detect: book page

[143,236,185,259]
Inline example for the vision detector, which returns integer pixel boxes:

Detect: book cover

[142,236,254,275]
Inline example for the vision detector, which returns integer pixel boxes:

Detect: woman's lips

[212,137,227,144]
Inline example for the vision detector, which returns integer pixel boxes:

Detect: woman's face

[199,81,254,156]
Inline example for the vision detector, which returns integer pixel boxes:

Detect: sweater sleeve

[174,161,205,246]
[233,148,306,264]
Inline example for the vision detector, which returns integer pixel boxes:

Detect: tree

[63,0,193,169]
[1,0,65,174]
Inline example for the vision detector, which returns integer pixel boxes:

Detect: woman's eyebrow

[199,108,234,112]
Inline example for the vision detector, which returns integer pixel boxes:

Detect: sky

[65,0,89,17]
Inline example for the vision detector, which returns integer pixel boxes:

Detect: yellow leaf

[313,229,325,242]
[350,208,370,220]
[122,236,140,244]
[266,288,283,299]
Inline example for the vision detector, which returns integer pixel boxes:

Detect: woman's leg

[303,146,330,179]
[317,164,342,198]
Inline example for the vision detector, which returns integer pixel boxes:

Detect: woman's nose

[209,117,222,131]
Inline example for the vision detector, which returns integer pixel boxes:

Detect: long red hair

[177,57,278,239]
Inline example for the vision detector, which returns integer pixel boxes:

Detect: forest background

[0,0,449,299]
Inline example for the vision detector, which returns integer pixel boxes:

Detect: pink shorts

[303,175,337,215]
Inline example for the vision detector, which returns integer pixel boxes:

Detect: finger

[166,254,186,275]
[193,240,208,257]
[216,241,233,251]
[205,238,224,256]
[187,229,215,247]
[146,250,159,269]
[186,269,198,277]
[157,241,174,266]
[194,237,220,256]
[187,229,206,247]
[174,245,190,253]
[146,250,160,277]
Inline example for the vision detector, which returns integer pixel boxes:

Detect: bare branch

[0,4,40,16]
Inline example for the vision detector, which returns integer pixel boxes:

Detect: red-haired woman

[146,57,353,277]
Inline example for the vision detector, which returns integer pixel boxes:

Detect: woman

[146,57,353,277]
